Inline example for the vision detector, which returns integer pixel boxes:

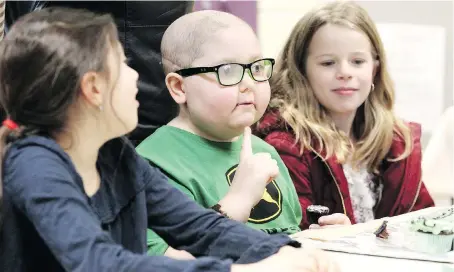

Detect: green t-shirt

[136,126,302,255]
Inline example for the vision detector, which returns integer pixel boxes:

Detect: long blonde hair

[268,1,412,173]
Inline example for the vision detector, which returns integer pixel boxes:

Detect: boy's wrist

[217,192,254,222]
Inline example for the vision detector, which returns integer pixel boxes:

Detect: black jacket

[5,1,193,146]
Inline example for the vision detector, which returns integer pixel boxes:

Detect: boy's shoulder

[136,126,214,166]
[251,134,281,157]
[136,126,182,158]
[136,126,284,161]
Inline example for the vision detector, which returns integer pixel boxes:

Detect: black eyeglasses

[175,58,275,86]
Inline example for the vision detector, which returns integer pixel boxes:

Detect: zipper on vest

[408,178,422,212]
[312,150,347,215]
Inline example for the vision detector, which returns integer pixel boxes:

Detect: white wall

[257,0,320,58]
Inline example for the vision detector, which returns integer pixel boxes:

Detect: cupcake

[402,216,454,254]
[432,207,454,222]
[306,205,330,225]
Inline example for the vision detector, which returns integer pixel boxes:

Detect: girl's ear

[80,71,105,108]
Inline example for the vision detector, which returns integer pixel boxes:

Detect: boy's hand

[235,127,279,204]
[231,246,340,272]
[309,213,352,229]
[219,127,279,222]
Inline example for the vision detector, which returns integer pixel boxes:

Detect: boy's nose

[239,70,255,92]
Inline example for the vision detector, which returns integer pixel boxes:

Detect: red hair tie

[3,119,19,131]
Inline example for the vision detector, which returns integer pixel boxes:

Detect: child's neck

[55,125,104,196]
[330,110,357,139]
[168,117,240,142]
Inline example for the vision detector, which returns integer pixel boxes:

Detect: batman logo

[225,164,283,223]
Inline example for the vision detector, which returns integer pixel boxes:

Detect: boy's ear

[165,72,187,104]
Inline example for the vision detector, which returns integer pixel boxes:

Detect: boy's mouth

[237,102,255,107]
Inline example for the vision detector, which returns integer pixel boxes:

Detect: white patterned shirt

[342,163,383,223]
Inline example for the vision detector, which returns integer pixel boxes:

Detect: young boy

[136,10,302,257]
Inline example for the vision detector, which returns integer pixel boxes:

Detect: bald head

[161,10,253,74]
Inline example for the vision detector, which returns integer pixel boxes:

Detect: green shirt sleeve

[146,176,197,256]
[146,229,169,256]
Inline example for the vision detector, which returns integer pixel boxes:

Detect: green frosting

[410,217,454,235]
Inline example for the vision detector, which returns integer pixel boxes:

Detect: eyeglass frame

[174,58,276,87]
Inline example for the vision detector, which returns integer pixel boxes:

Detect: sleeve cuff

[235,234,301,264]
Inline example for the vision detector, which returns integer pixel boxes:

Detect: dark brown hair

[0,7,119,225]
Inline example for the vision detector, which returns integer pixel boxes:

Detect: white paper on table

[295,207,454,263]
[300,231,454,264]
[375,23,446,132]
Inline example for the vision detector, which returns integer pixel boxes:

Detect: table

[292,206,454,271]
[328,251,454,272]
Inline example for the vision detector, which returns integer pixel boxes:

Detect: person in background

[0,1,4,41]
[422,106,454,205]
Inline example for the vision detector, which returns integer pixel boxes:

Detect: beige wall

[257,0,320,58]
